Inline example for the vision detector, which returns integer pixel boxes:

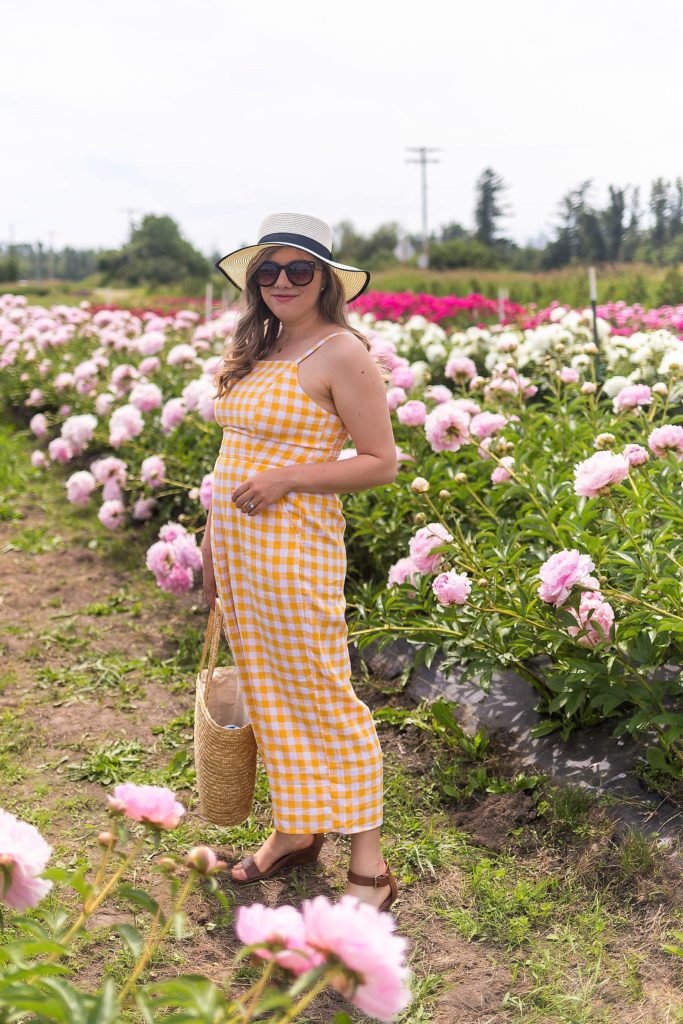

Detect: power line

[406,146,441,268]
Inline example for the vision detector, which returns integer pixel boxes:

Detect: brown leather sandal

[231,833,325,885]
[347,863,399,913]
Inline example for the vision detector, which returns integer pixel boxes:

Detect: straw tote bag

[194,597,257,825]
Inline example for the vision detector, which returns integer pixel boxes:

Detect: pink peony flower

[432,570,471,606]
[386,386,407,411]
[138,356,161,376]
[61,413,97,453]
[559,366,579,384]
[173,535,203,573]
[160,563,194,594]
[53,372,74,391]
[613,384,652,413]
[538,549,597,607]
[138,330,166,356]
[0,809,53,911]
[167,343,197,366]
[424,404,470,453]
[445,353,477,382]
[108,404,144,448]
[140,455,166,488]
[129,381,163,413]
[158,521,188,543]
[491,456,514,484]
[160,397,187,434]
[25,387,44,406]
[469,412,507,439]
[623,443,650,467]
[31,450,48,469]
[396,400,427,426]
[567,591,614,647]
[301,894,411,1022]
[98,499,125,530]
[91,455,127,486]
[409,522,453,574]
[108,783,185,829]
[29,413,48,438]
[387,556,421,587]
[390,365,415,389]
[132,497,157,521]
[146,540,176,578]
[573,451,630,498]
[199,473,213,510]
[95,392,115,416]
[66,470,97,506]
[235,902,319,975]
[648,424,683,460]
[47,437,74,464]
[424,384,452,403]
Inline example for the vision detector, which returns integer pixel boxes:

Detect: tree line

[2,171,683,284]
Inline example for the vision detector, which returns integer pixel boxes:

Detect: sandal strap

[347,868,391,888]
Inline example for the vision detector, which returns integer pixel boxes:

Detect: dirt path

[1,442,682,1023]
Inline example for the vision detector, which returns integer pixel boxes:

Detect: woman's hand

[231,468,290,517]
[202,544,217,608]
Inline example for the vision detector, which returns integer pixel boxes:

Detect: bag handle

[198,597,224,702]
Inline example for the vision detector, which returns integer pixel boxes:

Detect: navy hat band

[258,232,332,260]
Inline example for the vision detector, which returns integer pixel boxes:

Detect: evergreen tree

[650,178,669,249]
[474,168,508,246]
[602,186,625,261]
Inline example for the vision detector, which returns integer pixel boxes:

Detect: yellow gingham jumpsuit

[210,333,384,835]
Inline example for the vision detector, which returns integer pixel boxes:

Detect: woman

[203,213,398,912]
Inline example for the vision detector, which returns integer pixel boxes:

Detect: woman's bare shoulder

[322,329,372,365]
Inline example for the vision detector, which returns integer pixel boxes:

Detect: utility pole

[119,208,140,241]
[406,146,441,269]
[48,230,55,280]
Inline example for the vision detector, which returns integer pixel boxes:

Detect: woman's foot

[231,830,316,882]
[344,858,394,911]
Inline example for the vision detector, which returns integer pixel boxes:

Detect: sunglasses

[254,259,323,288]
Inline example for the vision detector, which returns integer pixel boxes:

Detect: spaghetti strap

[295,331,349,364]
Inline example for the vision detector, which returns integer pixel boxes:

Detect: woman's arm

[201,501,213,552]
[231,340,397,511]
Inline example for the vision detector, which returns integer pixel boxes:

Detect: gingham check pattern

[211,333,384,834]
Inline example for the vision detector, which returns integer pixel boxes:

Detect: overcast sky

[3,0,682,256]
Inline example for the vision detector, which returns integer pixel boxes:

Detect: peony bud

[581,381,597,395]
[97,831,116,848]
[414,512,426,524]
[594,433,616,450]
[652,382,668,396]
[439,489,450,499]
[186,846,219,874]
[583,343,598,355]
[477,578,489,588]
[156,856,178,874]
[453,472,467,485]
[411,476,430,493]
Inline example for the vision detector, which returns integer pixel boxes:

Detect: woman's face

[255,246,325,321]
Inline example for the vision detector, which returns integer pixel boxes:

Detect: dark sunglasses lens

[286,261,315,285]
[255,261,279,286]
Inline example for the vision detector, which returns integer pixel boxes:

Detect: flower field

[2,288,683,1021]
[1,291,683,787]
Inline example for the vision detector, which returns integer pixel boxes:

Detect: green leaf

[86,979,120,1024]
[115,884,164,921]
[114,924,143,959]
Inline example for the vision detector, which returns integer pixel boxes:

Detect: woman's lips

[272,295,296,302]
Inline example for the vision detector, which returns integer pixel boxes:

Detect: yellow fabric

[211,333,384,834]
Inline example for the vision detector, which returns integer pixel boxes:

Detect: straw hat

[215,212,370,303]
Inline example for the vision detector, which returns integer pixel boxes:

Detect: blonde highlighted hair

[213,247,369,398]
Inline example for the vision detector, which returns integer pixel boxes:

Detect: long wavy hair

[213,246,369,397]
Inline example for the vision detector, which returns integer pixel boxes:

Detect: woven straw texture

[194,600,257,826]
